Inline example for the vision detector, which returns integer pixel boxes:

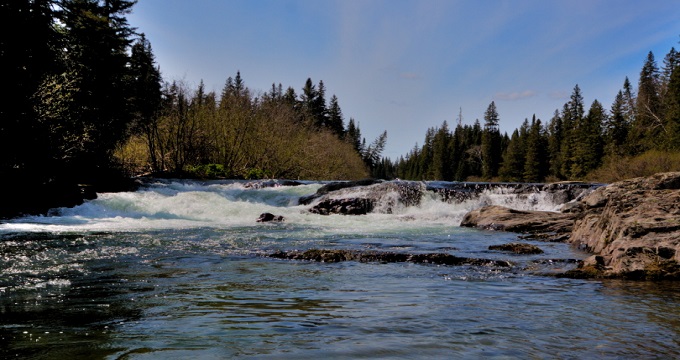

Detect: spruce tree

[499,129,524,181]
[523,116,548,182]
[35,0,137,182]
[547,110,564,179]
[630,51,662,152]
[605,91,630,158]
[326,95,345,137]
[570,100,605,178]
[481,101,502,179]
[128,34,162,172]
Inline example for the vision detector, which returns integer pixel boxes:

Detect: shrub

[587,150,680,183]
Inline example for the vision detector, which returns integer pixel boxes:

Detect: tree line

[3,0,386,187]
[381,43,680,182]
[117,73,388,180]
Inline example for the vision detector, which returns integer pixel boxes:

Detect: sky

[127,0,680,159]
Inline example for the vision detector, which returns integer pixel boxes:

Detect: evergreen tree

[605,90,630,158]
[664,53,680,150]
[481,101,502,179]
[499,129,524,181]
[345,118,362,153]
[128,34,162,172]
[431,122,452,180]
[1,0,58,175]
[570,100,605,178]
[547,110,564,179]
[560,85,585,178]
[362,131,388,171]
[630,51,662,152]
[523,116,549,182]
[326,95,345,136]
[35,0,137,182]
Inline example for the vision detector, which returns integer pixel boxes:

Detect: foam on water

[0,180,570,235]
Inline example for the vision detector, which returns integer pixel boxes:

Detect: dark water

[1,180,679,359]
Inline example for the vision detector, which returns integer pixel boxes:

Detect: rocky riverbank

[462,172,680,280]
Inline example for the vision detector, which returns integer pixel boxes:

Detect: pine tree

[1,0,58,175]
[523,116,548,182]
[431,121,452,180]
[345,118,362,153]
[481,101,502,179]
[547,110,564,179]
[664,53,680,150]
[499,129,524,181]
[570,100,605,178]
[630,51,663,152]
[560,85,585,178]
[128,34,162,171]
[35,0,137,182]
[326,95,345,137]
[605,90,630,158]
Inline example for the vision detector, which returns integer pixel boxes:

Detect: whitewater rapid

[0,179,569,234]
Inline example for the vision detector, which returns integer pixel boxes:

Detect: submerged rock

[256,212,285,222]
[566,172,680,280]
[489,243,544,254]
[269,249,512,267]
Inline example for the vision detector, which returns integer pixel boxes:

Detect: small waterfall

[304,179,600,217]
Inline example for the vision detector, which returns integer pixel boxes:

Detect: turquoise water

[1,180,679,359]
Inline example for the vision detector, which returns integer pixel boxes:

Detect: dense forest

[380,44,680,182]
[3,0,386,189]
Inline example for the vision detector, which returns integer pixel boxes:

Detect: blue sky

[127,0,680,159]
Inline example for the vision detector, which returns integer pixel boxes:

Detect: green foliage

[587,150,680,183]
[185,164,231,179]
[125,73,372,180]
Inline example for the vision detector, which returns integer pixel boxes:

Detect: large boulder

[460,205,576,241]
[305,181,425,215]
[565,172,680,279]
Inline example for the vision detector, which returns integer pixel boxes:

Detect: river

[1,179,679,359]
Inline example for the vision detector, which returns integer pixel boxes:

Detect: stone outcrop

[564,172,680,280]
[459,172,680,280]
[460,205,576,241]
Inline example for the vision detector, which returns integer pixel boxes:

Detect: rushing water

[1,179,679,359]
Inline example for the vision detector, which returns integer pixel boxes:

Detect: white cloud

[494,90,536,101]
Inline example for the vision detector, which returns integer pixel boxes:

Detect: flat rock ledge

[269,249,512,268]
[462,172,680,280]
[460,205,576,241]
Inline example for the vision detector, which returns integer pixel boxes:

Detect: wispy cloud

[494,90,536,101]
[548,91,569,100]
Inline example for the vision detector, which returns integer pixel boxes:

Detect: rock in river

[460,205,576,241]
[564,172,680,279]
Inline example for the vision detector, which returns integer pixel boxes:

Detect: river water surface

[1,180,679,359]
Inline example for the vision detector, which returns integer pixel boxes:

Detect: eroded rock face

[566,172,680,279]
[460,205,575,241]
